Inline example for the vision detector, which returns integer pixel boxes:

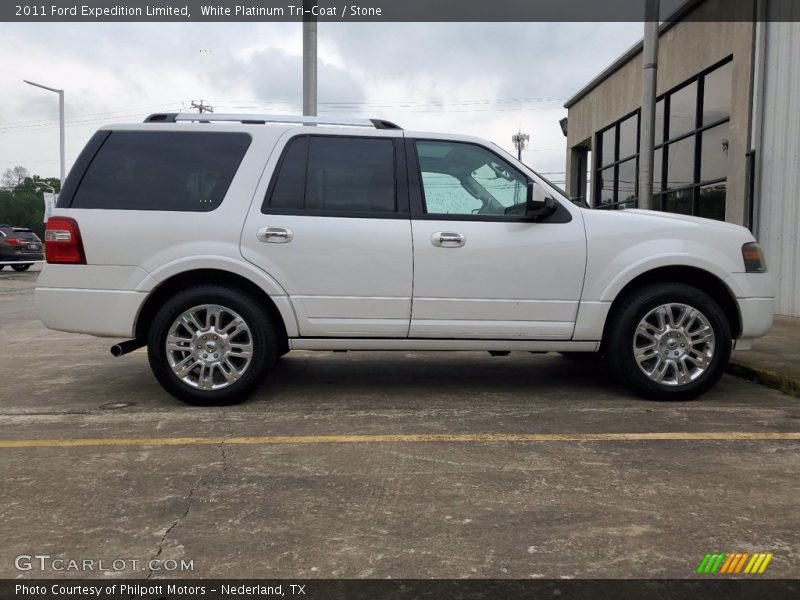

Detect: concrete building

[564,0,800,316]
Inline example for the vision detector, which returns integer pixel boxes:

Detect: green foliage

[0,167,61,239]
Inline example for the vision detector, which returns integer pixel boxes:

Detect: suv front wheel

[605,283,732,401]
[147,285,278,405]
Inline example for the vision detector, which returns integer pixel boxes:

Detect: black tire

[11,263,32,272]
[605,283,731,401]
[0,265,4,271]
[147,285,279,405]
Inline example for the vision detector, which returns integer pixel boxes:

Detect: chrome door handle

[257,226,293,243]
[431,231,466,248]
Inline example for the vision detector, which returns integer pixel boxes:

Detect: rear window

[14,231,40,241]
[71,131,251,211]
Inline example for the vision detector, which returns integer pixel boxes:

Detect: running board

[289,339,600,352]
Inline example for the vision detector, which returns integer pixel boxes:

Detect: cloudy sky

[0,22,645,186]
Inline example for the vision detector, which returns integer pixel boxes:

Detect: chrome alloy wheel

[633,303,716,386]
[165,304,254,390]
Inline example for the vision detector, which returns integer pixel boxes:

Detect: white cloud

[0,22,644,183]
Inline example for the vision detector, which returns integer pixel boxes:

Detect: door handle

[257,226,293,243]
[431,231,466,248]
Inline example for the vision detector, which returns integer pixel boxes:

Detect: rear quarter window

[71,131,251,211]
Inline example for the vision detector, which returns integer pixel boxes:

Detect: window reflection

[618,114,638,160]
[701,122,730,182]
[617,159,637,207]
[666,136,695,190]
[668,81,697,140]
[702,61,732,126]
[601,127,615,167]
[599,167,615,205]
[698,183,727,220]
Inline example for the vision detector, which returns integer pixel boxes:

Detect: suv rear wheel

[147,285,279,405]
[605,283,731,401]
[11,263,32,272]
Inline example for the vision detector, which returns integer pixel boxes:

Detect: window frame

[261,133,409,219]
[406,138,572,224]
[593,108,641,210]
[593,55,732,218]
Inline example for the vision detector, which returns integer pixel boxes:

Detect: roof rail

[143,113,402,130]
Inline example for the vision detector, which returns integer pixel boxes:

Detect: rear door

[240,130,413,337]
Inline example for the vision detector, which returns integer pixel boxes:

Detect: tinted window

[72,132,250,211]
[306,137,395,212]
[269,136,308,209]
[264,136,396,213]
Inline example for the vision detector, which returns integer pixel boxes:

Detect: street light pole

[302,0,317,117]
[24,79,65,186]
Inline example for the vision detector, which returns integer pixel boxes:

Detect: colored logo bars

[696,552,773,574]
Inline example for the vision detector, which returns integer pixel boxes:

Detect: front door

[408,139,586,339]
[241,131,413,337]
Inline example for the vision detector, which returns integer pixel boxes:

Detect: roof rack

[143,113,402,130]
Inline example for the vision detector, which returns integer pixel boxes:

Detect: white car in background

[35,113,774,404]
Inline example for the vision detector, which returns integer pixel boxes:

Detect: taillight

[5,237,22,245]
[45,217,86,264]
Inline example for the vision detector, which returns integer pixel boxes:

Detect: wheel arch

[601,265,742,343]
[133,268,296,345]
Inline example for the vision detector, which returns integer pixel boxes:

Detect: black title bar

[3,579,800,600]
[3,0,793,23]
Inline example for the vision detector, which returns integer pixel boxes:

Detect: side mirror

[526,182,558,220]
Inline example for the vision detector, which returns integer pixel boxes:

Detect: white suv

[35,113,774,404]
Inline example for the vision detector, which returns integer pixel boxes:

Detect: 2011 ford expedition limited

[35,113,774,405]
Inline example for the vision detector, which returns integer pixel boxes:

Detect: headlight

[742,242,767,273]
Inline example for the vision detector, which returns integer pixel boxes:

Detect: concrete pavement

[1,266,798,579]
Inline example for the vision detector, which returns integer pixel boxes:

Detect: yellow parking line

[0,431,799,449]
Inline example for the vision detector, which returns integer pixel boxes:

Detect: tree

[0,166,51,238]
[1,166,30,191]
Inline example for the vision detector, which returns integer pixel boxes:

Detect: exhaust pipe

[110,339,146,357]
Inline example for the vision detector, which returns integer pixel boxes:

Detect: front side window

[416,140,530,217]
[264,135,396,214]
[72,131,251,211]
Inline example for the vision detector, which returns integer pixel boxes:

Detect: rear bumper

[0,252,43,262]
[35,288,146,338]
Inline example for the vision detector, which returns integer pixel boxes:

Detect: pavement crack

[143,475,202,583]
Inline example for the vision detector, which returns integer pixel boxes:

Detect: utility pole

[190,100,214,113]
[638,0,660,210]
[512,129,530,161]
[302,0,317,117]
[24,80,65,185]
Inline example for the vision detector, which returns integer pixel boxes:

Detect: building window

[593,57,732,221]
[594,111,640,210]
